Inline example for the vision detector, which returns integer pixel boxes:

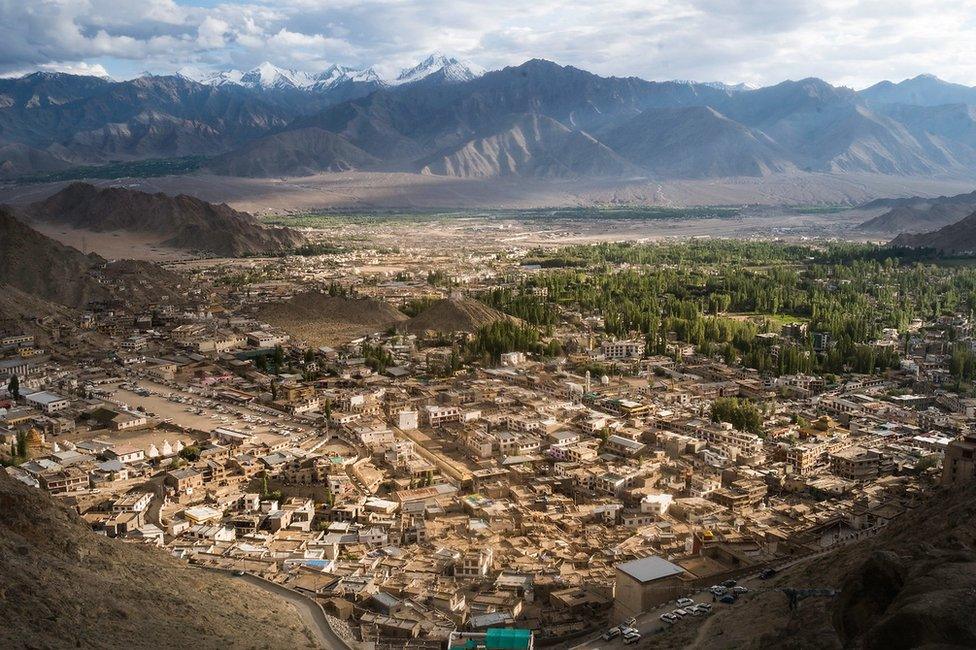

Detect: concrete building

[613,555,689,619]
[942,432,976,487]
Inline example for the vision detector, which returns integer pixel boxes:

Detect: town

[3,237,975,649]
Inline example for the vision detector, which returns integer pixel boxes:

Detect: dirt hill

[255,291,407,346]
[858,190,976,234]
[657,483,976,649]
[0,471,315,649]
[24,182,307,257]
[0,206,186,309]
[403,296,512,334]
[890,210,976,254]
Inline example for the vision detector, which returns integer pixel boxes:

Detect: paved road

[219,570,351,650]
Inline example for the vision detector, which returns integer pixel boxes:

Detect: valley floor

[2,171,975,215]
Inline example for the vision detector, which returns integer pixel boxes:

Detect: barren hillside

[0,471,316,649]
[255,291,407,346]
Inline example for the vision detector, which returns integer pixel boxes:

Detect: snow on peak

[394,53,484,85]
[309,64,383,92]
[239,62,313,90]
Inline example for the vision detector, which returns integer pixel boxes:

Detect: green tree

[7,375,19,399]
[710,397,764,435]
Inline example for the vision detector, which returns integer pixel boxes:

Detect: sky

[2,0,976,88]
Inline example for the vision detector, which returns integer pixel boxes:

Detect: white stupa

[161,439,173,456]
[147,443,159,458]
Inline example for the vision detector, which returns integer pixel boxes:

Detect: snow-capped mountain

[178,62,312,90]
[309,64,383,92]
[393,53,485,85]
[672,79,758,92]
[177,53,484,94]
[239,62,314,90]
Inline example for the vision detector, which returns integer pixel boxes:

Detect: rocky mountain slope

[662,483,976,649]
[418,113,639,178]
[23,182,307,256]
[0,206,185,308]
[600,106,796,178]
[254,292,408,346]
[858,190,976,233]
[890,210,976,253]
[0,470,315,649]
[207,127,379,177]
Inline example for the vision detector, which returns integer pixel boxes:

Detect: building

[602,340,645,360]
[25,391,70,414]
[942,432,976,487]
[613,555,689,619]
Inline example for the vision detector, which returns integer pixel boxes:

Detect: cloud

[0,0,973,87]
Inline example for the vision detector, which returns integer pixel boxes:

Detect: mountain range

[4,59,976,182]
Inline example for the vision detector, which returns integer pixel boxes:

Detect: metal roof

[616,555,685,583]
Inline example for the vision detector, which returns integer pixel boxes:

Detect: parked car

[673,609,688,617]
[602,627,621,640]
[698,603,712,611]
[660,614,675,623]
[622,617,637,628]
[732,586,749,595]
[721,579,738,588]
[623,632,642,645]
[709,585,727,596]
[759,568,778,580]
[676,597,695,607]
[719,595,737,604]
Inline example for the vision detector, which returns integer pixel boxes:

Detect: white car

[676,597,695,607]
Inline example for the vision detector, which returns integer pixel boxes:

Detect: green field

[12,156,208,184]
[262,205,743,229]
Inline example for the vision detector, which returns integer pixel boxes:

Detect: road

[222,571,352,650]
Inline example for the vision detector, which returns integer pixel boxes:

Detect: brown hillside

[25,182,307,257]
[255,291,407,346]
[0,207,187,309]
[890,209,976,254]
[403,296,513,335]
[656,483,976,650]
[0,471,315,649]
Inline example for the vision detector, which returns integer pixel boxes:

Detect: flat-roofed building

[613,555,689,620]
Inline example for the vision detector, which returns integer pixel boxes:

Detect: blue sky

[2,1,975,88]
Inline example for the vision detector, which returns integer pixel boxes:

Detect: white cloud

[0,0,974,87]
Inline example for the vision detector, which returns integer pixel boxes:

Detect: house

[165,468,204,495]
[112,492,153,513]
[104,444,146,464]
[943,432,976,487]
[38,466,89,494]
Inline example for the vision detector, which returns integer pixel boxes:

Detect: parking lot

[572,574,767,649]
[106,375,316,440]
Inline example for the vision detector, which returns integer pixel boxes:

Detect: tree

[15,431,28,458]
[710,397,763,435]
[179,446,200,462]
[7,375,19,399]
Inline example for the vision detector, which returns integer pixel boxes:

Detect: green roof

[485,628,532,650]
